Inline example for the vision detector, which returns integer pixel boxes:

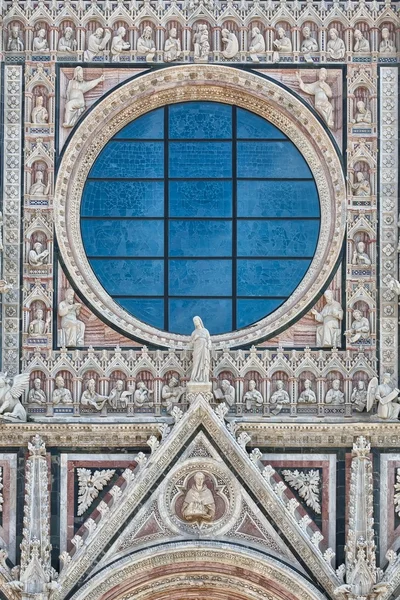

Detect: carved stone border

[2,65,23,376]
[54,65,346,350]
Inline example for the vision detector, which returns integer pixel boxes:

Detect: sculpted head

[38,29,46,39]
[304,379,311,389]
[324,290,333,304]
[354,29,363,41]
[193,315,203,329]
[221,379,231,392]
[383,372,392,384]
[356,171,364,182]
[252,27,260,37]
[329,28,338,40]
[65,288,75,304]
[34,378,42,390]
[319,68,328,81]
[87,378,96,392]
[357,380,365,390]
[36,95,44,107]
[277,27,285,38]
[332,379,340,390]
[302,26,311,39]
[95,27,104,38]
[117,26,126,38]
[116,379,124,391]
[55,375,64,388]
[169,27,177,38]
[248,379,256,391]
[356,100,366,112]
[382,27,389,40]
[35,308,44,320]
[73,66,84,82]
[143,26,152,39]
[194,471,205,488]
[222,28,229,39]
[276,380,284,390]
[11,25,20,38]
[35,170,44,183]
[64,26,73,40]
[357,241,365,253]
[33,241,43,253]
[169,375,179,388]
[353,309,362,321]
[137,381,146,389]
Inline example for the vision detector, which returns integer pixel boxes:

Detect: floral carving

[394,468,400,515]
[76,468,115,516]
[282,469,321,514]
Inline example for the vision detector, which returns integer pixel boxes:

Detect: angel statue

[367,374,400,420]
[0,372,30,421]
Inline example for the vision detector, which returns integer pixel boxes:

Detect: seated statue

[380,28,396,53]
[28,308,49,336]
[52,375,73,404]
[249,27,265,62]
[58,288,85,347]
[29,171,50,196]
[162,375,185,411]
[354,29,370,53]
[31,96,48,124]
[81,378,108,411]
[243,380,263,411]
[273,27,292,62]
[28,242,49,267]
[299,379,317,403]
[214,379,235,406]
[352,241,371,266]
[345,309,370,343]
[28,378,47,404]
[58,26,77,52]
[137,26,156,62]
[301,26,318,62]
[368,374,400,420]
[108,379,133,409]
[111,26,130,61]
[133,381,154,408]
[182,471,215,524]
[270,380,290,415]
[327,28,345,59]
[325,379,344,404]
[164,28,181,63]
[353,100,372,125]
[351,380,367,412]
[84,28,111,61]
[33,28,49,52]
[351,171,371,197]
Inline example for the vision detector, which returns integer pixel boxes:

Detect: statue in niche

[388,278,400,296]
[326,28,345,60]
[58,288,85,347]
[58,26,77,52]
[164,28,181,63]
[0,372,29,422]
[31,96,48,125]
[111,26,130,62]
[182,471,215,524]
[354,29,370,53]
[367,374,400,420]
[296,69,334,128]
[28,378,47,404]
[299,379,317,403]
[273,27,292,62]
[350,171,371,197]
[8,25,24,51]
[29,171,50,196]
[249,27,265,62]
[270,380,290,415]
[351,380,367,412]
[193,24,210,62]
[243,380,263,411]
[344,309,370,344]
[311,290,343,348]
[214,379,235,406]
[162,375,185,411]
[352,241,371,267]
[63,66,105,129]
[81,378,108,411]
[380,28,396,54]
[353,100,372,126]
[221,29,239,59]
[28,241,49,267]
[190,316,212,384]
[137,26,156,62]
[133,381,154,408]
[325,379,344,405]
[33,29,49,52]
[84,27,111,61]
[28,307,49,336]
[52,375,73,404]
[301,26,318,63]
[108,379,133,409]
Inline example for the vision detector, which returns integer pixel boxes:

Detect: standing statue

[270,380,290,415]
[182,471,215,524]
[351,380,367,413]
[311,290,343,347]
[380,28,396,53]
[28,378,47,404]
[31,96,48,125]
[0,372,29,421]
[111,26,130,61]
[367,374,400,420]
[325,379,344,405]
[272,27,292,62]
[249,27,265,62]
[33,29,49,52]
[243,380,263,411]
[164,28,181,62]
[221,29,239,59]
[301,26,318,62]
[84,27,111,61]
[28,241,49,267]
[58,288,85,347]
[58,26,77,52]
[137,26,156,62]
[63,66,105,128]
[296,69,334,128]
[190,316,212,384]
[52,375,73,404]
[8,25,24,51]
[326,28,345,59]
[354,29,370,53]
[29,171,50,196]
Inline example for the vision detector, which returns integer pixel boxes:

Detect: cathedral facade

[0,1,399,599]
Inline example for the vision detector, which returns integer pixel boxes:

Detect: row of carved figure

[7,23,397,60]
[24,372,399,418]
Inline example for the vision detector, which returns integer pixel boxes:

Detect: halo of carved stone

[159,458,241,535]
[54,65,346,350]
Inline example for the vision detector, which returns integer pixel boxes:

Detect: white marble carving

[29,171,49,196]
[84,27,111,61]
[249,27,265,62]
[311,290,343,347]
[28,308,49,336]
[273,27,292,62]
[326,28,345,59]
[221,29,239,59]
[351,380,367,412]
[394,469,400,516]
[325,379,344,405]
[380,28,396,54]
[164,28,181,62]
[301,26,318,62]
[77,468,115,516]
[162,376,185,410]
[282,469,321,514]
[28,378,47,404]
[345,309,370,343]
[32,29,49,52]
[299,379,317,403]
[194,24,210,62]
[63,66,105,129]
[111,27,130,62]
[270,380,290,415]
[352,241,371,266]
[8,25,24,51]
[388,278,400,296]
[353,101,372,126]
[137,26,156,62]
[58,288,85,347]
[28,241,49,267]
[0,372,29,421]
[296,69,334,128]
[354,29,370,53]
[190,316,212,385]
[31,96,48,124]
[108,380,133,409]
[52,375,73,404]
[133,381,154,408]
[350,171,371,197]
[243,380,263,410]
[367,374,400,419]
[58,27,77,52]
[81,379,108,411]
[214,379,235,406]
[182,471,215,523]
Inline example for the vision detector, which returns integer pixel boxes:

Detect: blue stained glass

[169,221,232,257]
[237,259,311,296]
[169,142,232,178]
[169,259,232,296]
[116,298,164,329]
[114,108,164,139]
[81,181,164,217]
[237,299,284,328]
[82,220,164,257]
[237,142,312,179]
[89,142,164,179]
[237,109,287,140]
[89,259,164,295]
[237,220,319,257]
[169,102,232,139]
[169,181,232,217]
[169,299,232,334]
[237,180,319,218]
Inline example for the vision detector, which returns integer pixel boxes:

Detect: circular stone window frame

[55,65,346,350]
